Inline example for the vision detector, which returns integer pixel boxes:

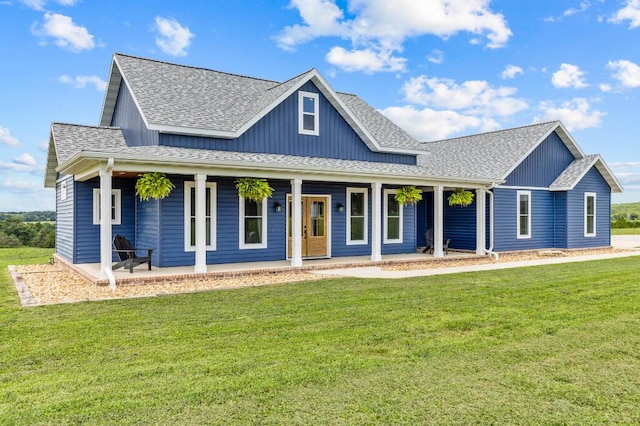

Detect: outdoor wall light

[337,202,344,212]
[274,202,283,212]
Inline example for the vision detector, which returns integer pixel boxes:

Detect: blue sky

[1,0,639,211]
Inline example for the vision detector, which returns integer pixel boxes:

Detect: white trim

[93,188,121,225]
[346,187,368,245]
[239,196,268,249]
[298,91,319,136]
[433,185,444,258]
[285,193,332,260]
[60,180,67,201]
[383,189,403,244]
[516,190,531,239]
[584,192,597,237]
[184,181,217,252]
[498,185,549,191]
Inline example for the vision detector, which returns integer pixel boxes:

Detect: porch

[56,251,482,287]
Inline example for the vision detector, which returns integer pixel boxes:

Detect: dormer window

[299,91,319,136]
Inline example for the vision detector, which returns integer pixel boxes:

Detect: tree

[0,231,21,248]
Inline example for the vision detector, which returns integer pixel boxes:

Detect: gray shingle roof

[549,154,623,193]
[418,121,568,180]
[51,122,127,164]
[106,53,424,152]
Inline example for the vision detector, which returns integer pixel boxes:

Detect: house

[44,53,623,282]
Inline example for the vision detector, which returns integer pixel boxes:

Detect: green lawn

[612,227,640,235]
[1,248,640,424]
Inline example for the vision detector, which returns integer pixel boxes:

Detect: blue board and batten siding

[566,167,611,248]
[55,175,74,262]
[158,82,416,165]
[110,81,159,146]
[504,132,575,187]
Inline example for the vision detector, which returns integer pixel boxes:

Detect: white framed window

[383,189,403,244]
[239,197,268,249]
[184,181,217,252]
[516,190,531,239]
[93,188,121,225]
[60,180,67,201]
[584,192,596,237]
[347,188,368,245]
[298,91,319,136]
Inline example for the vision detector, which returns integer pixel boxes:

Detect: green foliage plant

[394,186,423,205]
[135,172,175,201]
[235,178,274,202]
[448,189,474,207]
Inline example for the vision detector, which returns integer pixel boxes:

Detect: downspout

[104,158,117,290]
[484,185,499,260]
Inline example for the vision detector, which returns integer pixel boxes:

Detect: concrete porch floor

[62,251,480,285]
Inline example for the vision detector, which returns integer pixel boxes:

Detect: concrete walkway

[312,235,640,279]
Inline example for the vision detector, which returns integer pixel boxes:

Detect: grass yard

[612,227,640,235]
[1,248,640,424]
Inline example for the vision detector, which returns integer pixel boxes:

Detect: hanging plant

[135,172,175,201]
[448,189,474,207]
[235,177,274,202]
[394,186,423,205]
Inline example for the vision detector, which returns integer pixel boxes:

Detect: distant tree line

[0,211,55,222]
[0,216,55,248]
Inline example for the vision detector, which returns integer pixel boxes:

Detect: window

[298,91,319,136]
[347,188,368,244]
[239,197,267,249]
[93,188,121,225]
[184,181,217,251]
[517,190,531,239]
[60,180,67,201]
[383,189,403,243]
[585,193,596,237]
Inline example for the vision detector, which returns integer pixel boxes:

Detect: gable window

[517,190,531,239]
[239,197,267,249]
[93,188,121,225]
[584,192,596,237]
[347,188,368,245]
[184,182,217,252]
[298,91,319,136]
[383,189,403,243]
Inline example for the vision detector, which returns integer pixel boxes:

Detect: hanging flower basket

[394,186,423,205]
[448,189,474,207]
[235,177,274,202]
[135,172,175,201]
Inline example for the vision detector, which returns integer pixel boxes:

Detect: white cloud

[563,1,590,17]
[401,75,528,117]
[426,49,444,64]
[19,0,78,11]
[610,161,640,168]
[0,126,20,147]
[599,83,612,92]
[13,153,36,166]
[1,179,43,191]
[276,0,512,73]
[609,0,640,28]
[501,64,523,80]
[0,162,35,172]
[551,63,588,88]
[59,74,107,91]
[326,43,406,73]
[32,12,95,52]
[536,98,604,130]
[381,105,499,141]
[154,17,194,57]
[607,59,640,88]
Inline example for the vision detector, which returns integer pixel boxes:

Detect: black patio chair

[112,234,153,273]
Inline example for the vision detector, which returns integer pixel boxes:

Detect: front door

[287,195,328,258]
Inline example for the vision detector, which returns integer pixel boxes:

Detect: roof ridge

[52,122,121,130]
[425,120,560,144]
[114,52,281,85]
[266,68,316,91]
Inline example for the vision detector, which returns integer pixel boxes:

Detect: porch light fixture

[274,202,282,212]
[337,202,344,212]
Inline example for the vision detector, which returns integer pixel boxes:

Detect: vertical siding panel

[566,167,611,248]
[444,191,477,251]
[56,175,74,262]
[111,81,159,146]
[137,198,160,267]
[554,192,568,248]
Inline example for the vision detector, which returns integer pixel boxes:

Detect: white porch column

[99,160,113,279]
[194,173,207,273]
[475,188,486,255]
[370,181,382,262]
[291,178,303,267]
[433,185,444,258]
